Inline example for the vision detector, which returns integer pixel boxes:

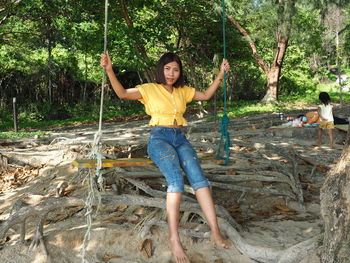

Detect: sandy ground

[0,106,349,263]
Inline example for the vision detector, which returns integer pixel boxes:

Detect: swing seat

[72,155,226,169]
[73,158,155,169]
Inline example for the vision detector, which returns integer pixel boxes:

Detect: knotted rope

[80,0,109,262]
[216,0,230,165]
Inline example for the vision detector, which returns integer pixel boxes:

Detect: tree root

[218,218,321,263]
[0,197,84,255]
[211,181,296,199]
[1,194,319,262]
[28,214,48,255]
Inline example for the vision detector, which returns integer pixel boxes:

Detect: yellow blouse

[136,83,195,126]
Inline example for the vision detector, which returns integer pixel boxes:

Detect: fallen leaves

[316,165,329,172]
[133,207,146,215]
[102,253,121,262]
[60,189,73,196]
[225,168,238,175]
[45,206,82,225]
[274,204,296,214]
[226,203,240,214]
[101,216,127,224]
[0,165,41,194]
[45,214,70,225]
[252,204,297,220]
[116,205,128,212]
[212,159,226,165]
[139,238,153,258]
[306,184,315,191]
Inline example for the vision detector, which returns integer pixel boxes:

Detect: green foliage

[215,99,289,119]
[0,107,12,131]
[18,102,72,122]
[291,3,323,56]
[0,131,49,139]
[0,0,349,129]
[230,61,266,101]
[279,45,318,96]
[0,99,145,132]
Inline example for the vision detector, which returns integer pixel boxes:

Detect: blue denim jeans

[147,126,210,193]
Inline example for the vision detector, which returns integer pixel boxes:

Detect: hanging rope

[80,0,109,262]
[216,0,230,165]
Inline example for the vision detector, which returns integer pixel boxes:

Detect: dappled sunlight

[278,142,293,147]
[119,132,135,138]
[48,228,84,251]
[303,227,314,233]
[0,182,39,211]
[31,253,48,263]
[261,153,285,161]
[332,147,350,175]
[0,104,348,262]
[42,225,139,262]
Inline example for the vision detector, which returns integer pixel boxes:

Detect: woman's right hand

[218,59,230,79]
[100,52,113,72]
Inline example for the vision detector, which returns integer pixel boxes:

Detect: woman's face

[163,61,180,86]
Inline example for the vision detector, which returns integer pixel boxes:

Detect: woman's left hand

[219,59,230,78]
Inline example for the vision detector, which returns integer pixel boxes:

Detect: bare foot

[211,234,231,249]
[168,238,190,263]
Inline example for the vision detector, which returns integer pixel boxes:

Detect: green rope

[216,0,230,165]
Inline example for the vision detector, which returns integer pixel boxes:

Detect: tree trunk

[262,33,288,103]
[0,79,5,107]
[320,128,350,262]
[227,14,286,103]
[47,42,52,104]
[226,0,294,103]
[262,67,279,103]
[46,17,54,104]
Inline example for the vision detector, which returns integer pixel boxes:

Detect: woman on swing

[101,52,231,263]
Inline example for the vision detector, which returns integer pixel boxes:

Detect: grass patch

[0,131,49,139]
[0,100,146,132]
[207,86,350,120]
[1,86,349,132]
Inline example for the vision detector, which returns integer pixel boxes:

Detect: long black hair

[319,92,331,105]
[155,52,185,88]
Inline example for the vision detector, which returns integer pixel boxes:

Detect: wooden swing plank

[73,155,225,169]
[73,158,155,169]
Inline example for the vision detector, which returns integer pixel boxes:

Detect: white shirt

[318,104,333,122]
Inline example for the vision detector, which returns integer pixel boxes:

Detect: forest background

[0,0,349,133]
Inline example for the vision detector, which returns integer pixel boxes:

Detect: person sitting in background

[282,112,319,127]
[282,115,308,127]
[303,111,319,126]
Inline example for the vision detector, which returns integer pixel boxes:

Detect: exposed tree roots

[1,194,319,262]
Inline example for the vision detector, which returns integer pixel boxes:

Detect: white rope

[80,0,109,262]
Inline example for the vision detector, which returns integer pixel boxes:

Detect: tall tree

[323,4,349,105]
[224,0,296,102]
[0,0,104,107]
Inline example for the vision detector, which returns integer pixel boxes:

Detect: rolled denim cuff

[167,184,184,193]
[191,179,210,191]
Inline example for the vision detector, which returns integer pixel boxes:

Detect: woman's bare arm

[101,52,142,100]
[193,59,230,101]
